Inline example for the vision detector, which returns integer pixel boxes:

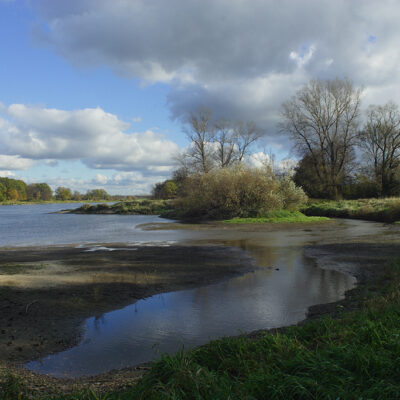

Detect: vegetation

[179,107,262,174]
[0,177,117,204]
[303,197,400,223]
[168,166,307,220]
[55,186,73,201]
[0,177,27,201]
[26,183,52,201]
[282,78,362,200]
[224,210,329,224]
[2,259,400,399]
[359,102,400,197]
[73,199,173,215]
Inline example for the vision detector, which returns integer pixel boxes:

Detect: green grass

[224,210,330,224]
[4,259,400,399]
[303,197,400,223]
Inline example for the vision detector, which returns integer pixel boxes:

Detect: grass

[303,197,400,223]
[224,210,330,224]
[3,259,400,399]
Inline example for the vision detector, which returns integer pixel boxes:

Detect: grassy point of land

[224,210,330,224]
[303,197,400,223]
[69,200,173,215]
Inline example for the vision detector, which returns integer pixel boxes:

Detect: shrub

[175,166,307,220]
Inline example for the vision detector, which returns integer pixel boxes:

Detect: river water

[0,203,391,377]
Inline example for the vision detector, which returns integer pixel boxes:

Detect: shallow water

[1,204,393,377]
[26,247,355,378]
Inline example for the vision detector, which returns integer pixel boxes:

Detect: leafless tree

[359,102,400,196]
[281,78,362,199]
[182,108,262,173]
[183,107,214,173]
[213,118,236,168]
[234,121,263,162]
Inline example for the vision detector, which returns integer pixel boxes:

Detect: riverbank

[0,244,255,365]
[303,197,400,223]
[1,219,399,398]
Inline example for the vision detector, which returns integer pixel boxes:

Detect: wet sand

[0,245,256,365]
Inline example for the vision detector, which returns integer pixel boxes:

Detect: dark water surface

[0,204,389,377]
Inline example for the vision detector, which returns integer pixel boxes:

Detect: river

[0,203,394,377]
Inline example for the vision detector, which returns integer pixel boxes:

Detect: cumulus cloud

[0,104,179,172]
[31,0,400,138]
[0,155,36,170]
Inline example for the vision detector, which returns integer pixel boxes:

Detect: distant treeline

[0,177,128,202]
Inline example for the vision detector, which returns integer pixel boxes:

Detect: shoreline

[1,221,399,396]
[2,245,399,395]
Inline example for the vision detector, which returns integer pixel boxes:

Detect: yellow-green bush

[175,166,307,219]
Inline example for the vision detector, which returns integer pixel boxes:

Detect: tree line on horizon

[154,78,400,201]
[0,177,115,202]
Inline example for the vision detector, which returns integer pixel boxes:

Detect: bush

[175,166,307,220]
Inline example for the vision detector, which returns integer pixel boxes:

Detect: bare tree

[213,118,236,168]
[181,108,262,173]
[234,121,263,162]
[359,102,400,196]
[281,78,362,199]
[183,107,214,173]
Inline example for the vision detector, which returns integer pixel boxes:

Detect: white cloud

[0,155,37,170]
[31,0,400,140]
[0,170,15,177]
[0,104,179,172]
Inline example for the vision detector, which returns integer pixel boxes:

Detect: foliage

[173,166,307,220]
[26,183,53,201]
[152,180,178,199]
[0,177,27,201]
[85,189,110,201]
[55,186,72,201]
[224,210,329,224]
[303,197,400,223]
[74,200,173,215]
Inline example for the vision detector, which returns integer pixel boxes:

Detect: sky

[1,0,400,194]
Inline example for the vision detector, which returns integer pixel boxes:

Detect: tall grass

[304,197,400,223]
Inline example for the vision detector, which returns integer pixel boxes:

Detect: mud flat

[0,244,256,365]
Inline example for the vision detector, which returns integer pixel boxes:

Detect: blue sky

[0,0,399,194]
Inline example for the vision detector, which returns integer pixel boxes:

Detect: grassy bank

[70,200,173,215]
[2,258,400,399]
[303,197,400,223]
[224,210,330,224]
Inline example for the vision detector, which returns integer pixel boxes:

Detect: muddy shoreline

[1,220,399,396]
